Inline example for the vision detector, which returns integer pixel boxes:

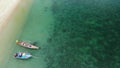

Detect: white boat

[16,40,39,49]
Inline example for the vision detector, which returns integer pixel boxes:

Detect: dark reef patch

[45,0,120,68]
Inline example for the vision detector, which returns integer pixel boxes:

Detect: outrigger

[16,40,39,49]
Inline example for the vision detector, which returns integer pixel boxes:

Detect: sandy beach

[0,0,32,66]
[0,0,21,32]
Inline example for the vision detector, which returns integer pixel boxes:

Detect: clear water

[2,0,120,68]
[2,0,54,68]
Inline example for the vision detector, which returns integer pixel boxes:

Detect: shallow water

[2,0,120,68]
[4,0,54,68]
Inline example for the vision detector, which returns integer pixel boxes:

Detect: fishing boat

[16,40,39,49]
[14,52,32,59]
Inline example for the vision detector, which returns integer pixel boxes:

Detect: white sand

[0,0,21,32]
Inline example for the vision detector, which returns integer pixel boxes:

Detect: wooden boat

[14,52,32,59]
[16,40,39,49]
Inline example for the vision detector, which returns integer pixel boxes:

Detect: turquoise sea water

[3,0,120,68]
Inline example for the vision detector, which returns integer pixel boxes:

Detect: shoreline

[0,0,32,66]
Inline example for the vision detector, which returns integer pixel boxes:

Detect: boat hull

[16,40,39,49]
[14,52,32,59]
